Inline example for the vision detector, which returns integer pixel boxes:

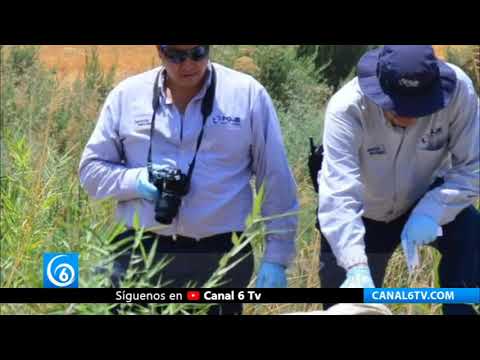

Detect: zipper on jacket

[392,128,407,217]
[180,112,184,143]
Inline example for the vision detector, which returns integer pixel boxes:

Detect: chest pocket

[415,138,449,181]
[417,126,448,151]
[119,112,154,166]
[198,113,251,165]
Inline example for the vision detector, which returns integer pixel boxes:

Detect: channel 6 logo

[43,253,79,288]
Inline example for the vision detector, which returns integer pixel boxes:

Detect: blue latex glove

[256,262,287,288]
[401,214,440,246]
[136,168,159,202]
[341,264,375,288]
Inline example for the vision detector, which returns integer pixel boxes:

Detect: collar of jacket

[157,61,214,105]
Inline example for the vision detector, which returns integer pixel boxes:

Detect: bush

[210,45,244,68]
[445,45,480,93]
[297,45,376,90]
[83,46,117,102]
[253,46,331,109]
[250,46,332,164]
[0,46,118,294]
[211,45,332,165]
[4,45,40,78]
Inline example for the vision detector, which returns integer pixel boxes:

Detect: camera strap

[147,66,217,183]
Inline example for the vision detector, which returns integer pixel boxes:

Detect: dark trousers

[110,230,255,315]
[319,205,480,315]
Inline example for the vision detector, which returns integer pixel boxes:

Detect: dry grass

[38,45,160,83]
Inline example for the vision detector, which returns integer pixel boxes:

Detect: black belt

[112,229,247,254]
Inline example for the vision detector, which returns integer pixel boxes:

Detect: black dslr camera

[149,167,190,225]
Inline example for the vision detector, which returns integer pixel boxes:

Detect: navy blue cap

[358,45,457,117]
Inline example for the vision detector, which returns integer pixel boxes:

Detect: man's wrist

[347,262,369,271]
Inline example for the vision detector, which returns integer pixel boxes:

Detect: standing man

[317,45,479,315]
[79,45,298,315]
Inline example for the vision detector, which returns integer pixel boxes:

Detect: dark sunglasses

[160,45,210,64]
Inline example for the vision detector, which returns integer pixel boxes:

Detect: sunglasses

[160,45,210,64]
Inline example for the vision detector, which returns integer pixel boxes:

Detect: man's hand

[136,168,159,202]
[401,214,440,246]
[256,262,287,288]
[341,264,375,288]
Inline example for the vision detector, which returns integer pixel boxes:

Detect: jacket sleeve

[251,86,299,267]
[79,89,144,202]
[317,104,369,271]
[412,71,480,225]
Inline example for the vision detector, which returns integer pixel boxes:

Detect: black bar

[0,288,363,304]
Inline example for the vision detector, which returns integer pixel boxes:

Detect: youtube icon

[187,291,201,301]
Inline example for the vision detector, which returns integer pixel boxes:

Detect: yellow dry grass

[38,45,160,83]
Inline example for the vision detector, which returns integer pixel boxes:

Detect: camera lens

[155,193,182,225]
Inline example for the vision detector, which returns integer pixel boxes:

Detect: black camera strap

[147,66,217,183]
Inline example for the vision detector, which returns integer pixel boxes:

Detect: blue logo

[43,253,79,288]
[364,288,480,304]
[212,115,242,128]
